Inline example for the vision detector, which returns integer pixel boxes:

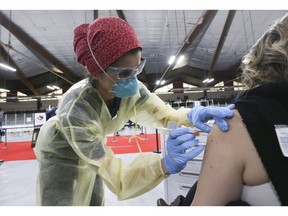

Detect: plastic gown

[34,78,192,206]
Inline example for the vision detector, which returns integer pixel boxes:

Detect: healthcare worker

[34,16,233,206]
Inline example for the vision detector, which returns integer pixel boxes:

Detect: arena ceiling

[0,10,287,97]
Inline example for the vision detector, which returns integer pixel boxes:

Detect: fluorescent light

[0,63,16,72]
[47,85,61,90]
[169,55,185,65]
[168,56,176,64]
[47,85,55,90]
[207,78,214,83]
[52,85,60,90]
[176,55,184,64]
[203,78,214,83]
[0,88,10,92]
[156,80,166,85]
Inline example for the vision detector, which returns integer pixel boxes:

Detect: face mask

[112,77,138,98]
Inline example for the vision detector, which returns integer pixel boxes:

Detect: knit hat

[73,16,142,76]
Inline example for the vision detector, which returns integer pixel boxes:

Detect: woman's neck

[90,74,116,105]
[96,84,115,105]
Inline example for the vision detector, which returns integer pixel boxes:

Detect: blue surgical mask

[112,77,138,98]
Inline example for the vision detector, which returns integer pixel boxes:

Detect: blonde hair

[240,14,288,88]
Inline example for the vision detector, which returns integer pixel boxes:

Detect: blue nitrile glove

[188,105,234,133]
[164,127,205,174]
[227,103,235,110]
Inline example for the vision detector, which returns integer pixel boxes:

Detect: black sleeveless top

[235,80,288,205]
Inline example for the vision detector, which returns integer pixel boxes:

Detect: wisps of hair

[240,14,288,88]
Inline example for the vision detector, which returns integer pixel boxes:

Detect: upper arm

[133,91,192,129]
[59,96,107,163]
[191,110,246,205]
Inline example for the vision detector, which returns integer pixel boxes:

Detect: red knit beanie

[73,16,142,76]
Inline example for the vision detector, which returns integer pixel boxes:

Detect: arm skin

[191,109,269,206]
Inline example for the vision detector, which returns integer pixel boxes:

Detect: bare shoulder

[204,109,254,175]
[207,109,269,185]
[208,109,247,150]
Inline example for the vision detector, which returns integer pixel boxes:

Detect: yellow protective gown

[34,78,192,206]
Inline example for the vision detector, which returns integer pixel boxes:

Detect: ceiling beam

[206,10,236,81]
[93,10,98,20]
[116,10,126,20]
[152,10,218,92]
[0,44,39,95]
[0,11,79,84]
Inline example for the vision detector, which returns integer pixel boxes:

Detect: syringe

[156,127,200,137]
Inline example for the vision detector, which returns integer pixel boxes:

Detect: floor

[0,155,165,206]
[0,126,165,206]
[0,125,284,215]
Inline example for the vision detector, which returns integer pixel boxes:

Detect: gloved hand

[188,105,234,133]
[164,127,205,174]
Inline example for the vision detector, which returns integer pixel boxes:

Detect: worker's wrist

[160,158,170,176]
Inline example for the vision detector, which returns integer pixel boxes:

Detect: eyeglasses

[106,59,146,80]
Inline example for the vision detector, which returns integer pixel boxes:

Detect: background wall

[0,99,58,112]
[0,90,240,112]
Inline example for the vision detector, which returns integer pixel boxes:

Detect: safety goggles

[106,59,146,80]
